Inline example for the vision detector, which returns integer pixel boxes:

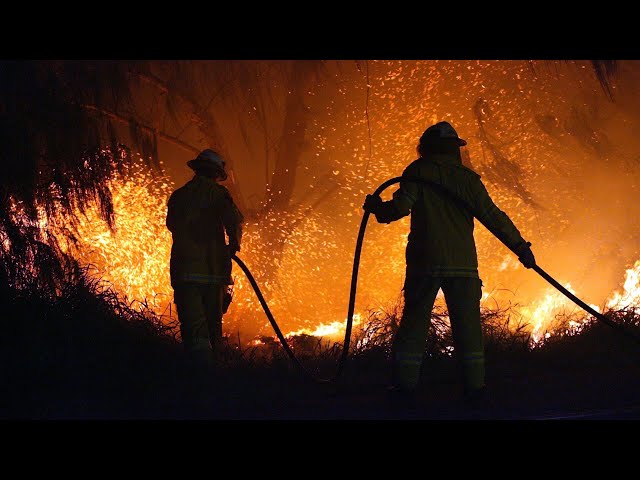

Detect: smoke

[262,60,640,333]
[51,60,640,341]
[200,60,640,337]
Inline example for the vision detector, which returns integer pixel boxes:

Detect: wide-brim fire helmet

[187,149,228,181]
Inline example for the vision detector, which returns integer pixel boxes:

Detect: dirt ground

[3,319,639,422]
[157,356,640,421]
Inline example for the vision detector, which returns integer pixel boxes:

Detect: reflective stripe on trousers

[173,283,225,354]
[392,351,424,390]
[391,276,485,391]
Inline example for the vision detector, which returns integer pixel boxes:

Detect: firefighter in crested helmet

[363,121,536,404]
[166,149,244,368]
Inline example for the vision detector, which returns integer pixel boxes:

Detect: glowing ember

[50,159,175,315]
[28,61,640,348]
[42,162,638,346]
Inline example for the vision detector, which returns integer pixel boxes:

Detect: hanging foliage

[0,60,152,293]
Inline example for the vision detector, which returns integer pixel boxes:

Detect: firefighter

[363,121,536,405]
[166,149,244,369]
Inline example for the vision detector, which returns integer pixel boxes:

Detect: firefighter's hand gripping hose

[231,176,640,384]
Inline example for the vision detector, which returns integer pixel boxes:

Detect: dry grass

[2,261,639,418]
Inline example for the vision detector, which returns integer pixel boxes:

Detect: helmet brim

[187,158,225,171]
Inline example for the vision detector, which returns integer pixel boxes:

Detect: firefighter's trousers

[391,276,485,392]
[173,283,224,365]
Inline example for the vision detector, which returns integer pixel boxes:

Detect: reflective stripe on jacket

[166,175,244,286]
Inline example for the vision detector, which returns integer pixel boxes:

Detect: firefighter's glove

[363,194,383,214]
[227,243,240,258]
[515,241,536,269]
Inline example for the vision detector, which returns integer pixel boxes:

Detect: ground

[2,302,639,422]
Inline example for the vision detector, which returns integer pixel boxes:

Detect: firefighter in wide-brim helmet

[166,149,244,367]
[363,121,535,405]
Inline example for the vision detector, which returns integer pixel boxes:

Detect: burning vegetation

[3,60,640,352]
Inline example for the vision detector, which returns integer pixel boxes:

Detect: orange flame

[518,283,599,344]
[51,160,175,314]
[39,162,640,347]
[32,60,640,346]
[607,260,640,310]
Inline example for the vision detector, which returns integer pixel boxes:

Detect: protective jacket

[166,174,243,286]
[376,152,528,278]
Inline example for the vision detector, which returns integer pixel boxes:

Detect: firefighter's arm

[471,180,535,267]
[221,189,244,253]
[165,194,177,233]
[363,171,418,224]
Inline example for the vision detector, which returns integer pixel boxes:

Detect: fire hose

[231,176,640,383]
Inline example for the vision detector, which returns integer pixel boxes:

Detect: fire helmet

[419,121,467,146]
[187,149,226,172]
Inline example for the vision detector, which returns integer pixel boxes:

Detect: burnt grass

[2,271,640,421]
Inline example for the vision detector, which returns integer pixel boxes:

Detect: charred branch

[473,98,542,209]
[82,104,199,156]
[529,60,619,101]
